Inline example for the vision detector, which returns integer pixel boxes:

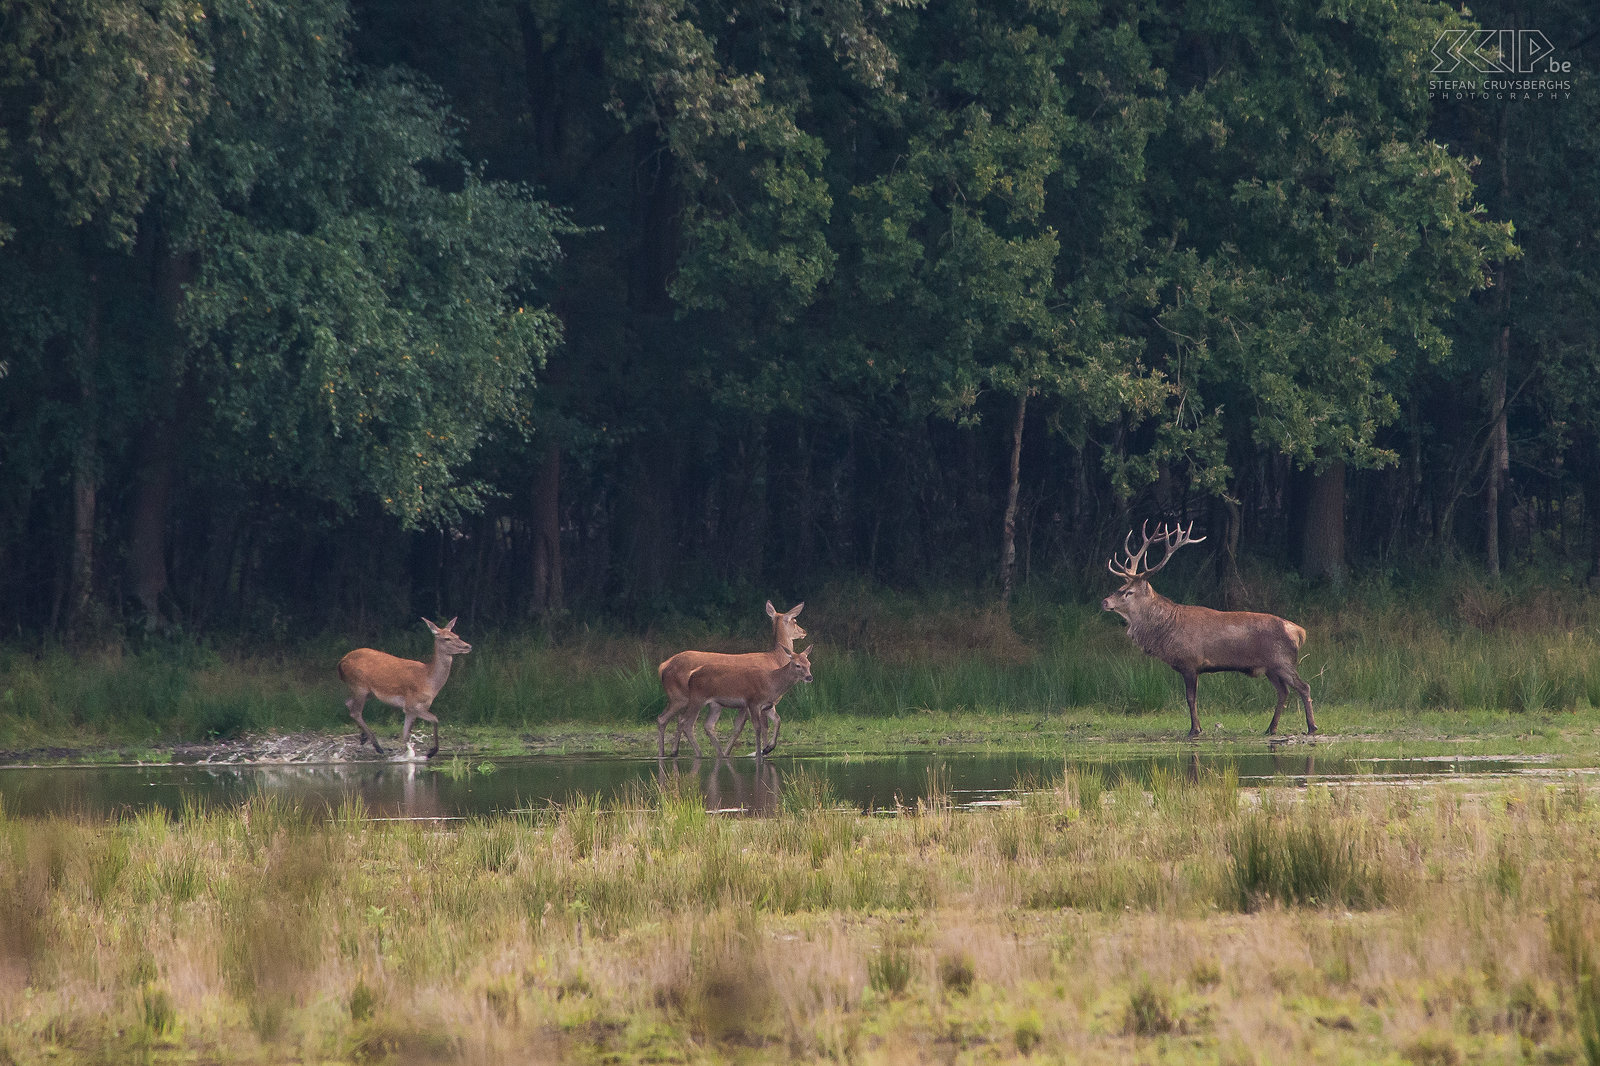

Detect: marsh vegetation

[6,580,1600,758]
[4,767,1600,1063]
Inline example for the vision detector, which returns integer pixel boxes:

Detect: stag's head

[1101,522,1205,619]
[424,616,473,655]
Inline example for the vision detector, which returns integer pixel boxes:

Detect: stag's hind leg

[1267,669,1316,735]
[1292,672,1317,735]
[1265,675,1289,735]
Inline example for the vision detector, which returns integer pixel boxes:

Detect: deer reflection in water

[656,752,782,816]
[235,760,447,821]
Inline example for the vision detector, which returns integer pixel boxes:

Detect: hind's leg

[720,708,750,759]
[415,708,441,758]
[702,703,727,757]
[761,701,782,757]
[657,696,688,758]
[347,693,383,753]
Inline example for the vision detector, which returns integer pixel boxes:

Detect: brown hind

[338,617,472,758]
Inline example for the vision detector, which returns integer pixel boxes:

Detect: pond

[0,746,1582,821]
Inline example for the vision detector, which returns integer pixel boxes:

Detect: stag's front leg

[1181,670,1202,738]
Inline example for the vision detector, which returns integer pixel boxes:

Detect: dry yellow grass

[2,774,1599,1063]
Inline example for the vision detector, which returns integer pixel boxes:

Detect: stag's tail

[1284,621,1307,649]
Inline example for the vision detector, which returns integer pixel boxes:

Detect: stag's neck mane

[1124,589,1181,654]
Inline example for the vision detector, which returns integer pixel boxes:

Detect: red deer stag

[657,601,803,758]
[1102,523,1316,738]
[338,617,472,758]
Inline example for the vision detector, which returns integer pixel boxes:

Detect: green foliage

[0,0,211,245]
[177,34,567,526]
[1,0,1592,637]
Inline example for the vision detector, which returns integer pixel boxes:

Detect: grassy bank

[4,576,1600,758]
[4,770,1600,1063]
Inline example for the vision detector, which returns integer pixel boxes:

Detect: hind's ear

[423,617,440,634]
[790,602,804,616]
[444,616,458,631]
[766,600,777,618]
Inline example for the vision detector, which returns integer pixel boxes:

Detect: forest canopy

[0,0,1593,639]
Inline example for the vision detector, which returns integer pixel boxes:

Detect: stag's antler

[1107,521,1206,580]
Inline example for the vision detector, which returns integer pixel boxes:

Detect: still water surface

[0,748,1576,821]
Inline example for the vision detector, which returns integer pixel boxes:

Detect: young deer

[657,601,804,758]
[677,646,814,759]
[1102,522,1316,738]
[338,617,472,758]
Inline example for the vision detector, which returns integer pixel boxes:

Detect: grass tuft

[138,984,176,1039]
[868,938,915,997]
[348,978,378,1022]
[937,951,975,996]
[1227,808,1395,911]
[1124,978,1174,1036]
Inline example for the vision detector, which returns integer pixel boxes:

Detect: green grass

[7,577,1600,760]
[6,772,1600,1061]
[9,598,1600,755]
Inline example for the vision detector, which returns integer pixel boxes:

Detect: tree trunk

[794,421,816,575]
[69,432,97,633]
[1486,327,1509,580]
[529,439,563,616]
[999,390,1027,608]
[129,437,174,629]
[127,241,195,631]
[1299,460,1347,585]
[67,267,102,640]
[1485,104,1512,579]
[1213,494,1247,608]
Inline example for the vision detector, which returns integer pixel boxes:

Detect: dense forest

[0,0,1595,641]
